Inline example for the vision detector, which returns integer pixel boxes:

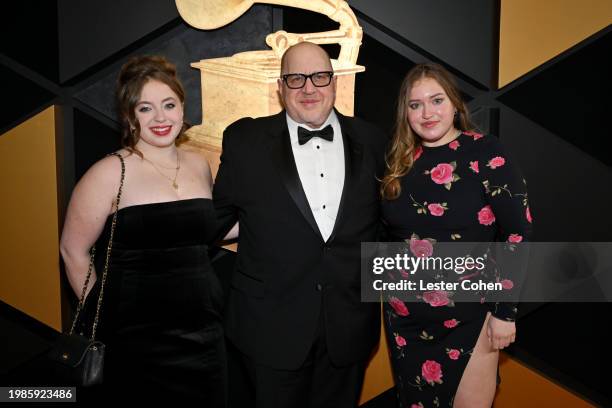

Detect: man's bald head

[280,42,333,75]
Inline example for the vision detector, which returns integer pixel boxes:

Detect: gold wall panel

[499,0,611,87]
[359,306,394,405]
[0,106,62,331]
[494,353,595,407]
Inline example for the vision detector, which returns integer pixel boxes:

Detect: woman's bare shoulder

[77,149,135,193]
[179,147,211,172]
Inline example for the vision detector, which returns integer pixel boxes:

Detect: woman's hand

[487,315,516,350]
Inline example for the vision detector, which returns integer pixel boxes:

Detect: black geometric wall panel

[498,29,612,166]
[0,65,56,133]
[57,0,179,83]
[73,108,121,181]
[2,2,60,83]
[350,0,499,89]
[355,35,416,134]
[74,6,273,126]
[517,302,612,404]
[497,105,612,242]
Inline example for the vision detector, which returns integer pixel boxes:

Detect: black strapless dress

[86,198,226,404]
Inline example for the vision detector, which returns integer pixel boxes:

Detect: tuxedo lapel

[327,113,363,243]
[267,113,323,241]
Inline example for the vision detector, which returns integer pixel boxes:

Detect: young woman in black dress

[60,56,236,404]
[380,63,532,407]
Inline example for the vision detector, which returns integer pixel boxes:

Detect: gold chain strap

[68,152,125,341]
[69,246,96,335]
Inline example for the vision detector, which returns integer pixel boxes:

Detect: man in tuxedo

[213,41,387,407]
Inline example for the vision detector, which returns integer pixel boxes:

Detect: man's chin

[302,112,332,127]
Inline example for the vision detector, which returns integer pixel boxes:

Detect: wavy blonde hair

[381,63,475,200]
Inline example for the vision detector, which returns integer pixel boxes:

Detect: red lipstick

[150,126,172,136]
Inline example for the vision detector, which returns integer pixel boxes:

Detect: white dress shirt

[286,111,345,242]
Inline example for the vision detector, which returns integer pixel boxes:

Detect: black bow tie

[297,125,334,145]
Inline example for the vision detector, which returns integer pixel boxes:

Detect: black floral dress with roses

[381,132,532,408]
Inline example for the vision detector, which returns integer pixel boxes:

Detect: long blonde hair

[381,63,475,200]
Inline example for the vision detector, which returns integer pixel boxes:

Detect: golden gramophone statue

[175,0,365,156]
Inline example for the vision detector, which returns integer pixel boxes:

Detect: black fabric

[240,312,366,408]
[88,198,226,404]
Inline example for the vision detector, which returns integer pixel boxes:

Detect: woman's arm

[197,150,239,242]
[478,136,533,348]
[60,155,122,297]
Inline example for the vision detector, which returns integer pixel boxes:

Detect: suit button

[316,283,323,291]
[323,246,331,251]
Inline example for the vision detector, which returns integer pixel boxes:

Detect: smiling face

[278,42,336,128]
[406,77,458,147]
[133,79,184,149]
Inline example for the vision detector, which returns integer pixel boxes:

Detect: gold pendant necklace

[143,150,180,190]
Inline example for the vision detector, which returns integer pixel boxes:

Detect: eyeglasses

[281,71,334,89]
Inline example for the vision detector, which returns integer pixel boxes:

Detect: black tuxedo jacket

[213,110,387,370]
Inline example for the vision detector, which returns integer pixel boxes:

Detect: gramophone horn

[175,0,255,30]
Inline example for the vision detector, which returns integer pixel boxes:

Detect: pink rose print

[477,205,496,226]
[464,130,484,140]
[501,279,514,290]
[400,269,410,278]
[469,160,479,173]
[389,296,410,316]
[487,156,506,169]
[410,404,424,408]
[422,291,450,307]
[447,349,461,360]
[395,334,407,347]
[449,140,460,150]
[430,163,454,185]
[413,145,423,161]
[508,233,523,243]
[410,239,433,258]
[526,206,533,223]
[443,319,458,328]
[427,203,445,216]
[421,360,443,384]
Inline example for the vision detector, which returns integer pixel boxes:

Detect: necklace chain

[143,150,180,190]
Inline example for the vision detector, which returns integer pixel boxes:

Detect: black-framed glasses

[281,71,334,89]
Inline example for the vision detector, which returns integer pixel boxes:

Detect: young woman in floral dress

[380,63,532,408]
